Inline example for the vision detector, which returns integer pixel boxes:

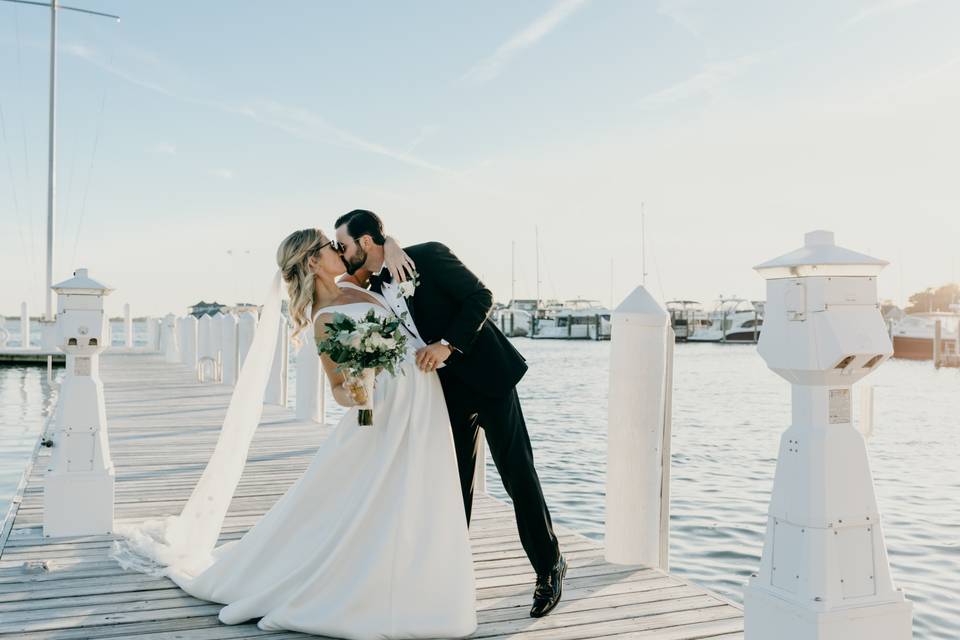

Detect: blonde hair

[277,228,326,349]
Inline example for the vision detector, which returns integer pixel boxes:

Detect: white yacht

[687,297,764,344]
[890,312,960,360]
[493,300,536,337]
[666,300,710,341]
[531,299,611,340]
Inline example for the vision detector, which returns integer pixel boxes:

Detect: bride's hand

[340,378,368,406]
[383,235,416,283]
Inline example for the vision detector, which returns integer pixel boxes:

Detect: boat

[666,300,710,341]
[493,300,536,337]
[687,297,764,343]
[531,299,611,340]
[890,312,960,360]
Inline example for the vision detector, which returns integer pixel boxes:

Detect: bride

[110,228,477,639]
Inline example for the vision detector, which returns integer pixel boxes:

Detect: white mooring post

[745,230,912,639]
[605,285,673,569]
[265,319,289,406]
[44,268,116,537]
[145,316,159,351]
[295,328,325,422]
[197,313,222,383]
[123,303,133,348]
[20,302,30,348]
[220,313,239,386]
[181,315,198,370]
[237,311,257,370]
[161,313,180,362]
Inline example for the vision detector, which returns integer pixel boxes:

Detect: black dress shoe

[530,554,567,618]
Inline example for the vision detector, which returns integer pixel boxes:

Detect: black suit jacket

[372,242,527,398]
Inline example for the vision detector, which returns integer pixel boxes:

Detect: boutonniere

[396,271,421,300]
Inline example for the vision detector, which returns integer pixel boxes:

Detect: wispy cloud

[251,102,454,175]
[459,0,590,86]
[58,41,452,175]
[213,168,234,180]
[637,54,758,108]
[147,142,176,155]
[846,0,926,25]
[656,0,708,38]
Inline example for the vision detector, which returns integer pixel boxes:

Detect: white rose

[397,281,417,298]
[366,333,387,350]
[347,333,363,350]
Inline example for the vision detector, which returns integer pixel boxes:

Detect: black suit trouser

[439,376,561,575]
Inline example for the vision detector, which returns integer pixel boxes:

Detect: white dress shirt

[375,266,429,350]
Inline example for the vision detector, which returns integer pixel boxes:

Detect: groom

[334,209,566,618]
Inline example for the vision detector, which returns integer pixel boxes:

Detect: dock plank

[1,353,742,639]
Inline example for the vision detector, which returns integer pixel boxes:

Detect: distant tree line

[905,283,960,313]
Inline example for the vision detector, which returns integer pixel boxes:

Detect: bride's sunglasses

[315,239,345,255]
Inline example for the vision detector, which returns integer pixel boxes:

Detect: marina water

[2,318,957,638]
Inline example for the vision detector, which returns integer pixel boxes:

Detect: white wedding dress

[164,284,477,639]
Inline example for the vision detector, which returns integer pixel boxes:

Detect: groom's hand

[416,342,453,372]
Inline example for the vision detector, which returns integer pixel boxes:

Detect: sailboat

[0,0,119,359]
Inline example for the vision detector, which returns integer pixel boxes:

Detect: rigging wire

[11,4,39,283]
[71,37,114,267]
[0,99,34,278]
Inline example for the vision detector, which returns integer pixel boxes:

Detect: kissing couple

[111,209,566,638]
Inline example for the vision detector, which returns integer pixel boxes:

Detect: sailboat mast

[641,202,647,287]
[44,0,58,321]
[511,240,516,303]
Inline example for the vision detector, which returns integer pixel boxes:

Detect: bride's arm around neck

[338,269,371,289]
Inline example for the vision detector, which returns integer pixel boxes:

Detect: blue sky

[2,0,959,317]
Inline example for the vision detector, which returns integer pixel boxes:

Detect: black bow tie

[370,269,392,286]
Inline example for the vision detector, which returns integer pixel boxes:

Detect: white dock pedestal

[43,268,116,538]
[745,231,912,640]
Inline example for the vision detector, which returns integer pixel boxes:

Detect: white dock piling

[146,316,159,351]
[197,314,222,383]
[220,313,239,386]
[745,230,912,639]
[161,314,180,363]
[180,315,198,370]
[20,302,30,348]
[123,303,133,348]
[605,285,672,569]
[294,331,325,422]
[237,311,257,370]
[44,268,116,538]
[265,319,289,406]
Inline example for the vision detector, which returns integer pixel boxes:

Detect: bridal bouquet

[316,309,409,426]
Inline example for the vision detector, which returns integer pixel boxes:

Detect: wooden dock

[0,352,744,639]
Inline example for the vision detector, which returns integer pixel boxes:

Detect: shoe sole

[530,561,567,618]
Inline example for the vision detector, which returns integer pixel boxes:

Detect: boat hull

[892,335,957,360]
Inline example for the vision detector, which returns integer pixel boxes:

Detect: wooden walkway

[0,353,743,639]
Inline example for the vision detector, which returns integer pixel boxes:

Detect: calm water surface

[2,319,957,637]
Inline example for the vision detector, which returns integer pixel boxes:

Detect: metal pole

[934,319,942,369]
[45,0,58,321]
